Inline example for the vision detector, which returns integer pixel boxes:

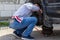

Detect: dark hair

[28,0,42,9]
[36,3,43,9]
[33,3,42,8]
[36,3,41,7]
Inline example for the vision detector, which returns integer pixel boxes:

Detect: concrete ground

[0,24,60,40]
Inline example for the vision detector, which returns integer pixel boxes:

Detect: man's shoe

[13,31,22,37]
[21,35,34,40]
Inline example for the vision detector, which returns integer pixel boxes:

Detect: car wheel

[42,25,53,36]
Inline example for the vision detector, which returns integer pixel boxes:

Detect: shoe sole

[13,33,21,39]
[21,37,34,40]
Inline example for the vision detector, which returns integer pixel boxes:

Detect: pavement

[0,24,60,40]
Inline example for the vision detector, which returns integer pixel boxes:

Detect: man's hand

[37,9,43,16]
[40,9,43,13]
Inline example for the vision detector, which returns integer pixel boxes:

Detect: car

[41,0,60,36]
[25,0,60,36]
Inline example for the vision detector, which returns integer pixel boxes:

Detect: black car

[25,0,60,36]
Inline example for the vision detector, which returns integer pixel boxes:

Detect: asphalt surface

[0,24,60,40]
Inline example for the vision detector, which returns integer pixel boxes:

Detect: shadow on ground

[0,30,60,40]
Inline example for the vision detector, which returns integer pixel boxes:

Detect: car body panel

[25,0,60,25]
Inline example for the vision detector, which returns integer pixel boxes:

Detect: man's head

[34,3,41,7]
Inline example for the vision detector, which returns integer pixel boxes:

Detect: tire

[42,25,53,36]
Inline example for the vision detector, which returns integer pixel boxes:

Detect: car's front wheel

[42,25,53,36]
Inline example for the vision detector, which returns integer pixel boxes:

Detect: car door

[46,0,60,24]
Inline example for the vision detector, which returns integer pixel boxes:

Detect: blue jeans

[9,17,37,36]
